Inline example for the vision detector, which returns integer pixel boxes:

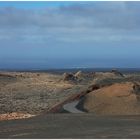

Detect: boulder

[86,84,100,93]
[75,71,93,80]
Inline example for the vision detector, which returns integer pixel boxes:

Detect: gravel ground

[1,114,140,138]
[0,72,86,115]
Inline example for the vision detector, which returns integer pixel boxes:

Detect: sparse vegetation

[1,71,140,119]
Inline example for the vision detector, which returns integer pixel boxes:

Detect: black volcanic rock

[133,82,140,101]
[111,69,124,77]
[62,73,76,81]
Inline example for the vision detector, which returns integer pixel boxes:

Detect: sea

[1,68,140,75]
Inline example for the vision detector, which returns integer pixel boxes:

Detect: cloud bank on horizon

[0,1,140,69]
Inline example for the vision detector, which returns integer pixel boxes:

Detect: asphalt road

[1,114,140,138]
[63,100,84,113]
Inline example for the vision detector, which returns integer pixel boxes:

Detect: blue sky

[0,1,140,69]
[0,1,75,9]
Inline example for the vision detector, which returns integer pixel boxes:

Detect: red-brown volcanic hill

[84,82,140,115]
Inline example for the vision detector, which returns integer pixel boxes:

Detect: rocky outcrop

[133,82,140,101]
[74,71,95,82]
[62,73,76,81]
[0,73,16,78]
[74,71,88,82]
[74,71,83,78]
[86,84,100,93]
[111,69,124,77]
[63,71,91,83]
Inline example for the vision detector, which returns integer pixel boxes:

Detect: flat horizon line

[0,67,140,72]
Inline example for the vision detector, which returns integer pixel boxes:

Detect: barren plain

[1,70,140,138]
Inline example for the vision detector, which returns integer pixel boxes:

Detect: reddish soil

[0,112,35,121]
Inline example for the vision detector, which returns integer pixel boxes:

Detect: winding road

[63,100,84,113]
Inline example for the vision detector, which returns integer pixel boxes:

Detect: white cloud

[0,2,140,44]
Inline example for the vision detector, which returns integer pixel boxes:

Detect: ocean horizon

[0,67,140,74]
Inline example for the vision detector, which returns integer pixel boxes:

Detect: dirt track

[1,114,140,138]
